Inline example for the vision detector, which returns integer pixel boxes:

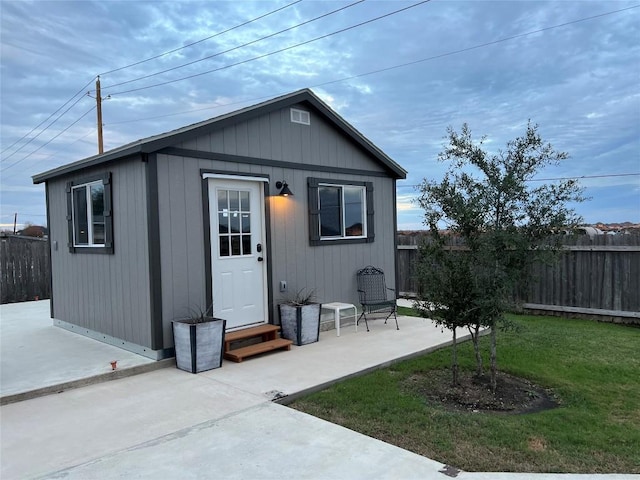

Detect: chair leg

[384,308,400,330]
[357,311,370,332]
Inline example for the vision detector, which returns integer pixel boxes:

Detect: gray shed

[33,89,407,359]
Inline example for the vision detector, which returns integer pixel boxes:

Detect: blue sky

[1,0,639,230]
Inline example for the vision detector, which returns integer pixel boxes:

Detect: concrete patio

[0,300,635,479]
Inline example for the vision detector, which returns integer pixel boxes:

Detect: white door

[209,178,267,330]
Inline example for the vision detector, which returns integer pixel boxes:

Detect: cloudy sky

[1,0,638,231]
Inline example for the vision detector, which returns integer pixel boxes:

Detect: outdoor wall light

[275,181,293,197]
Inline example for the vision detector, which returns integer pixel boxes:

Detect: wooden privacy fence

[0,234,50,304]
[397,232,640,323]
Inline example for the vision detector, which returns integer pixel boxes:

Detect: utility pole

[96,76,104,154]
[13,213,17,234]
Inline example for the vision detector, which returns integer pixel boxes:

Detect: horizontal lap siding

[47,160,151,346]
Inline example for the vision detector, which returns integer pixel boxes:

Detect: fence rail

[0,235,50,304]
[397,232,640,322]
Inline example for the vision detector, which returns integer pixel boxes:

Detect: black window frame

[66,172,113,254]
[308,177,374,246]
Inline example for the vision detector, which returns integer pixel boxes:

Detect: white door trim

[202,173,270,183]
[208,178,268,331]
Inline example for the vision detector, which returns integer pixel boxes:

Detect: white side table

[322,302,358,337]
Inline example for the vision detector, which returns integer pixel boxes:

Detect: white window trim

[318,183,367,241]
[71,180,105,247]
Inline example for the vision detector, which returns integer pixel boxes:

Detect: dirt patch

[403,369,559,414]
[527,437,547,452]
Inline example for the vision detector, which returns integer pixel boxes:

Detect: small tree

[416,122,584,392]
[414,234,482,386]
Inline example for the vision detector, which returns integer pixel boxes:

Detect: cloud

[1,0,639,228]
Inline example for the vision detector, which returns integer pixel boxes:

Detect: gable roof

[33,88,406,184]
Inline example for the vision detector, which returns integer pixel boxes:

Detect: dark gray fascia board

[32,89,407,184]
[140,90,406,178]
[32,148,143,184]
[300,92,407,180]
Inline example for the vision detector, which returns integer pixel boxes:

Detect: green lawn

[291,313,640,473]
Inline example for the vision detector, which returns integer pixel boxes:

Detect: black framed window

[66,173,113,254]
[308,177,374,246]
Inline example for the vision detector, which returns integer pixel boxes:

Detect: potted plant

[172,305,226,373]
[278,289,321,346]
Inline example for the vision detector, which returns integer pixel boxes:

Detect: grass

[291,312,640,473]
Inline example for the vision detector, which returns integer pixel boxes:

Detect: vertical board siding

[397,233,640,319]
[0,235,51,303]
[154,102,396,341]
[179,105,386,173]
[156,145,397,338]
[46,160,151,346]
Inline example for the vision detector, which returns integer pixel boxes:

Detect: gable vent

[290,108,310,125]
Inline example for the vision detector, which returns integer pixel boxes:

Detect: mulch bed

[403,368,559,414]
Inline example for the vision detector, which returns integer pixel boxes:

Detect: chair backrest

[356,266,388,304]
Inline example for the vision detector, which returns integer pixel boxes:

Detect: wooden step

[224,324,281,353]
[225,324,281,343]
[224,338,293,363]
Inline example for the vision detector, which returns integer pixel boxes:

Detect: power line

[99,0,303,76]
[529,172,640,182]
[108,1,431,97]
[1,2,304,163]
[1,129,97,182]
[1,76,95,159]
[314,4,640,89]
[101,0,365,91]
[105,4,638,129]
[1,105,97,173]
[5,3,635,176]
[0,213,47,218]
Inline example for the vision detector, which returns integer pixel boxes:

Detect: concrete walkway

[0,300,158,400]
[0,301,636,479]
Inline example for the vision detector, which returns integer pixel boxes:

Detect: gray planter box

[172,318,226,373]
[278,303,321,346]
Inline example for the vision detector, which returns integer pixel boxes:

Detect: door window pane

[217,188,254,257]
[242,235,252,255]
[218,213,229,234]
[230,212,240,233]
[219,236,230,257]
[241,213,251,233]
[231,235,241,256]
[240,191,249,211]
[229,191,239,211]
[217,190,228,210]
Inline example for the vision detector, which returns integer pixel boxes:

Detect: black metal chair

[356,265,399,331]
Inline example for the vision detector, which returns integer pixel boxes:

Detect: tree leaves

[415,121,585,392]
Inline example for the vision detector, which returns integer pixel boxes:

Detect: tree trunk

[469,323,483,377]
[490,324,497,393]
[452,328,459,386]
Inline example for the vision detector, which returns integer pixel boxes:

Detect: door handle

[257,257,264,262]
[257,243,262,252]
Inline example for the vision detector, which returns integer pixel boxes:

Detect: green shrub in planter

[278,289,321,346]
[172,306,226,373]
